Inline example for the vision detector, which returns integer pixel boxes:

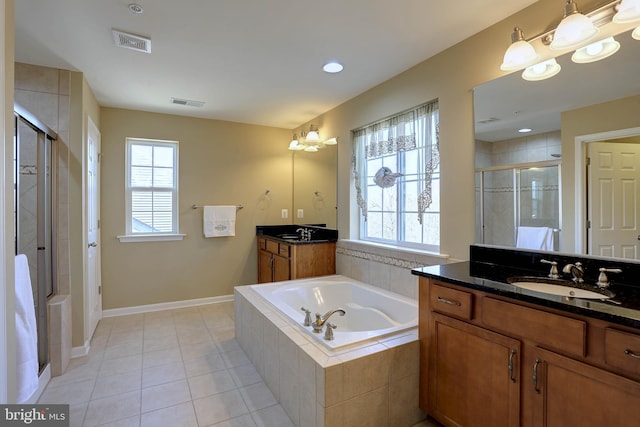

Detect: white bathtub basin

[250,275,418,349]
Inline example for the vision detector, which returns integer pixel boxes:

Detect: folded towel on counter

[15,254,39,403]
[203,206,237,237]
[516,226,554,251]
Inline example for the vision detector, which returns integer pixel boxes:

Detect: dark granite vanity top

[412,245,640,330]
[256,224,338,244]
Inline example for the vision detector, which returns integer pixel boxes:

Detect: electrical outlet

[281,209,288,219]
[297,209,304,218]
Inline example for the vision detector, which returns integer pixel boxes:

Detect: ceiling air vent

[112,29,151,53]
[171,98,205,108]
[477,117,500,124]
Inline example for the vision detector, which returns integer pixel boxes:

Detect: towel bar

[192,204,243,210]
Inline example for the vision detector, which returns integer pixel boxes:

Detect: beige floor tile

[188,369,237,400]
[141,402,198,427]
[93,415,140,427]
[83,390,141,427]
[141,379,191,413]
[103,340,143,361]
[250,404,294,427]
[222,349,251,369]
[39,377,96,405]
[184,352,227,378]
[98,354,142,377]
[228,364,262,388]
[193,389,249,426]
[143,333,179,353]
[209,413,257,427]
[142,361,186,388]
[180,340,219,362]
[239,382,277,412]
[69,402,88,427]
[142,346,183,369]
[91,370,142,400]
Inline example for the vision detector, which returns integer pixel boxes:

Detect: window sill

[117,234,186,243]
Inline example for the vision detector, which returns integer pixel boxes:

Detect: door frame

[574,126,640,254]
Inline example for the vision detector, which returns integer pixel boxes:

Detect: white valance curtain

[352,99,439,224]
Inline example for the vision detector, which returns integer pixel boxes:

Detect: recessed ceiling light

[518,128,532,133]
[129,3,143,14]
[323,61,343,73]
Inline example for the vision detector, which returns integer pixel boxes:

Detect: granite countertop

[256,224,338,245]
[412,261,640,330]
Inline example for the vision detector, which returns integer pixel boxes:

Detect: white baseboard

[71,340,91,359]
[102,294,234,318]
[25,364,51,403]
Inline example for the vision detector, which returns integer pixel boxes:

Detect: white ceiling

[14,0,537,129]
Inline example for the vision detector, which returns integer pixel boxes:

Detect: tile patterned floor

[38,301,441,427]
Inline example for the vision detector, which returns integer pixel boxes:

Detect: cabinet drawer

[605,328,640,376]
[430,283,473,320]
[265,239,279,254]
[482,297,586,357]
[278,243,290,257]
[258,237,267,251]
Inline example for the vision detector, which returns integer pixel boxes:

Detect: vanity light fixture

[287,125,338,152]
[522,58,562,81]
[550,0,599,50]
[502,0,637,80]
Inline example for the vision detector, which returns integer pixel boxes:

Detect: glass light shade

[550,7,598,50]
[571,37,620,63]
[613,0,640,23]
[304,145,319,152]
[522,59,562,81]
[305,126,320,142]
[323,137,338,145]
[288,140,304,151]
[634,26,640,40]
[501,40,539,71]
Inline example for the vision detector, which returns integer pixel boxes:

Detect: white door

[87,117,102,337]
[588,142,640,259]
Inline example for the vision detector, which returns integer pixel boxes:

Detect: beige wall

[561,94,640,254]
[100,108,292,309]
[311,0,583,260]
[292,147,337,228]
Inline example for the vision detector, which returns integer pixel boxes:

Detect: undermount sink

[507,276,614,300]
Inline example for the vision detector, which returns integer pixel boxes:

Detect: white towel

[516,226,554,251]
[15,254,39,404]
[203,206,237,237]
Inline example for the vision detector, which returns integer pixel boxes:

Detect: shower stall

[476,161,562,250]
[14,104,57,372]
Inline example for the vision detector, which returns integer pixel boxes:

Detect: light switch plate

[281,209,288,219]
[297,209,304,218]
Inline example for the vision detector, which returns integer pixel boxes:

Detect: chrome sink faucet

[596,267,622,288]
[296,227,314,241]
[311,308,346,333]
[562,262,584,283]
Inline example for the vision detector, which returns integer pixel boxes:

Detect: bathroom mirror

[292,147,338,229]
[474,28,640,260]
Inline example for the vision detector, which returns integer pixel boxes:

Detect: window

[125,138,179,237]
[352,100,440,250]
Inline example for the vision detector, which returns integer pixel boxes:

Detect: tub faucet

[311,308,346,333]
[562,262,584,283]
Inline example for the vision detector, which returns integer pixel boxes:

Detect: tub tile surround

[235,285,425,427]
[336,239,454,300]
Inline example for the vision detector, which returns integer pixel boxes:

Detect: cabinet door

[258,250,273,283]
[430,313,521,427]
[532,347,640,427]
[272,254,290,282]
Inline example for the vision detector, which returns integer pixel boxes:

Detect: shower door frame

[14,103,58,372]
[477,159,562,249]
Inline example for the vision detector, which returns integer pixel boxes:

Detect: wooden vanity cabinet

[257,236,336,283]
[419,277,640,427]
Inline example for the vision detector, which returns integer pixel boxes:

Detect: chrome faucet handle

[596,268,622,289]
[540,259,559,278]
[301,307,312,326]
[324,322,337,341]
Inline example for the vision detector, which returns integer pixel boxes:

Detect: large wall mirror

[292,147,337,229]
[474,28,640,261]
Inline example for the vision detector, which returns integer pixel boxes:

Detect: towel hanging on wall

[15,254,39,403]
[203,206,237,237]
